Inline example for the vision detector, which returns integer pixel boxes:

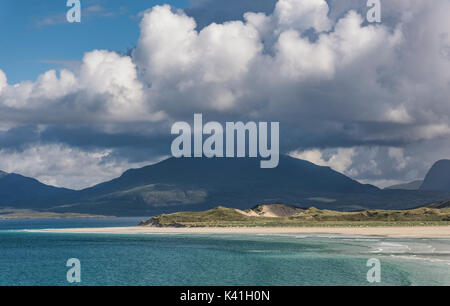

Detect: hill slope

[385,180,423,190]
[80,156,378,195]
[425,200,450,209]
[0,172,74,209]
[420,160,450,191]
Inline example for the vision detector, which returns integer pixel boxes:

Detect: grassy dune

[140,205,450,228]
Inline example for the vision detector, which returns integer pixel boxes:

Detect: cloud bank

[1,0,450,188]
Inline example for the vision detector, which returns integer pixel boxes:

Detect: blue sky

[0,0,188,84]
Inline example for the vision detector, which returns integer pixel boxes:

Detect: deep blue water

[0,218,449,286]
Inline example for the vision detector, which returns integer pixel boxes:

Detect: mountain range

[1,156,450,216]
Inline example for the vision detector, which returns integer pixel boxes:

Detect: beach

[34,225,450,238]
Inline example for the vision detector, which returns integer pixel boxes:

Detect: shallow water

[0,218,448,286]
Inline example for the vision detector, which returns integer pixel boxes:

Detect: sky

[0,0,450,189]
[0,0,189,84]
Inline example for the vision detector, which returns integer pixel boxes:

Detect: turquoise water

[0,219,449,286]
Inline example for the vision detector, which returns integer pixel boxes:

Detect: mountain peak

[420,160,450,191]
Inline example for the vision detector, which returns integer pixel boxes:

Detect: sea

[0,218,449,286]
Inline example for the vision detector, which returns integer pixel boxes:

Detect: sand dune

[237,204,306,218]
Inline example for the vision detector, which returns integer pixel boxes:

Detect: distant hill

[48,156,380,216]
[0,171,74,209]
[385,180,423,190]
[420,160,450,191]
[81,155,379,195]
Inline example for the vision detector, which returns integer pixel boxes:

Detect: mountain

[420,160,450,191]
[0,171,74,209]
[82,155,378,195]
[385,180,423,190]
[48,156,380,216]
[3,156,450,217]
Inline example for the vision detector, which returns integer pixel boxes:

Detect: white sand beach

[33,226,450,238]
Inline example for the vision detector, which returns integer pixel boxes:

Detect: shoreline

[0,209,111,220]
[29,225,450,238]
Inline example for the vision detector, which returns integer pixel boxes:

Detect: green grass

[142,206,450,228]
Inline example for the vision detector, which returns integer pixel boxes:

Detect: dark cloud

[40,124,172,160]
[0,125,40,150]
